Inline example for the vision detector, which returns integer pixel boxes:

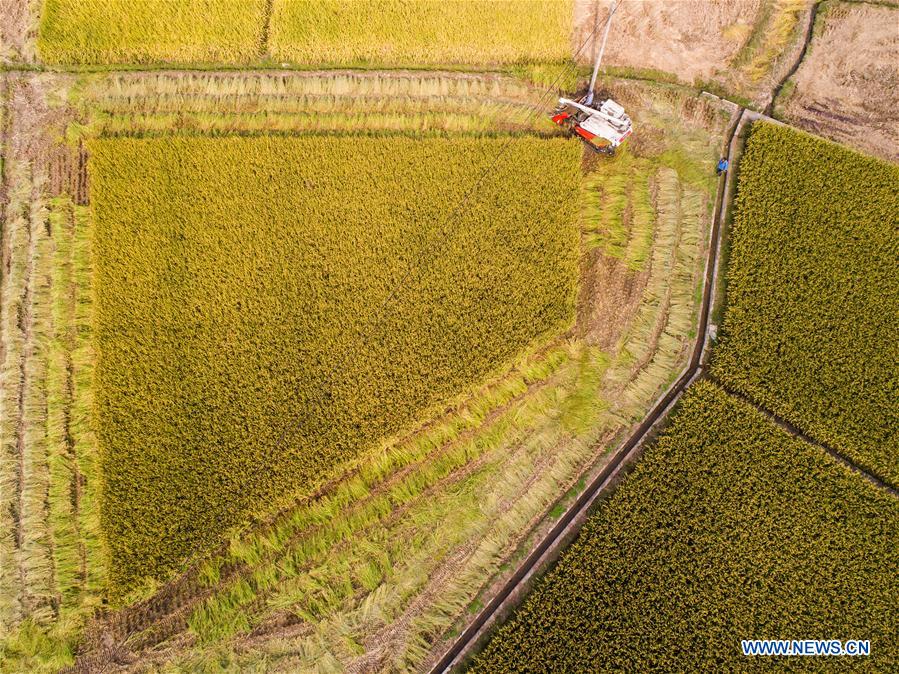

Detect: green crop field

[37,0,573,67]
[269,0,573,67]
[712,122,899,487]
[472,381,899,672]
[38,0,268,65]
[89,133,581,589]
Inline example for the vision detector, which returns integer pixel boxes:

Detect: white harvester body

[551,0,633,154]
[554,97,632,151]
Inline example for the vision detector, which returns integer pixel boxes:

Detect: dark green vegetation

[712,122,899,487]
[472,381,899,672]
[89,134,582,589]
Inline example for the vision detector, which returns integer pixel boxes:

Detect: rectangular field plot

[269,0,574,66]
[711,122,899,487]
[88,134,582,589]
[38,0,267,65]
[473,381,899,672]
[37,0,573,67]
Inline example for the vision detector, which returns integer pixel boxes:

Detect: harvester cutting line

[428,106,745,674]
[552,0,633,154]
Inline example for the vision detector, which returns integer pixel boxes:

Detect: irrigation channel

[765,0,820,117]
[4,45,891,670]
[429,103,899,672]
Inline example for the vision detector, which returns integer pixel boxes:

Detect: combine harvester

[552,0,633,154]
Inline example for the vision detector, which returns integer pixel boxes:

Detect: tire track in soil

[259,0,275,60]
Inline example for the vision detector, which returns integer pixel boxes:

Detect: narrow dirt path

[765,1,820,116]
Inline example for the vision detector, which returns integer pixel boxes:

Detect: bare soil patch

[0,0,39,64]
[574,0,762,84]
[777,1,899,162]
[577,248,648,350]
[574,0,817,110]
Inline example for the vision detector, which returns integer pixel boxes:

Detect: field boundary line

[713,382,899,498]
[428,106,747,674]
[766,0,821,116]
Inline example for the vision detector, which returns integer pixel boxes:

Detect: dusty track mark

[576,247,649,352]
[260,0,275,60]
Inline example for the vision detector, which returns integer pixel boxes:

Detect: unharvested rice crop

[472,381,899,672]
[712,122,899,487]
[88,134,582,589]
[269,0,573,66]
[38,0,267,65]
[37,0,573,67]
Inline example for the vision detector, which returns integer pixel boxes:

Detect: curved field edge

[711,121,899,488]
[85,85,725,673]
[0,74,729,672]
[470,380,899,672]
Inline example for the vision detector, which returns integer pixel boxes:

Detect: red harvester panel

[574,125,596,141]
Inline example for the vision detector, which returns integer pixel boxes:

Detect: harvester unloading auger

[552,0,632,154]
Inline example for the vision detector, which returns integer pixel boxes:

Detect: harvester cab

[552,0,632,155]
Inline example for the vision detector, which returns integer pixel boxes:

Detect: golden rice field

[4,0,894,671]
[473,381,899,672]
[89,133,582,589]
[37,0,574,67]
[269,0,573,66]
[38,0,268,65]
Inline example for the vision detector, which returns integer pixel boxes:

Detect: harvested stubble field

[472,381,899,672]
[774,0,899,162]
[712,122,899,488]
[0,69,730,672]
[70,70,556,137]
[574,0,814,107]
